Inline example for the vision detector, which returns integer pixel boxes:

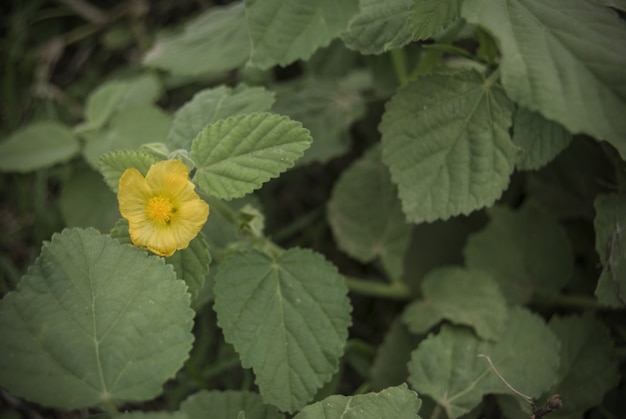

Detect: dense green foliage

[1,0,625,418]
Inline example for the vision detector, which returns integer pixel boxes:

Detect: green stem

[345,277,413,300]
[391,48,409,85]
[483,67,501,89]
[100,398,119,418]
[429,404,443,419]
[206,196,238,225]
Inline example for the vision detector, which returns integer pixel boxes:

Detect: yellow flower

[118,160,209,257]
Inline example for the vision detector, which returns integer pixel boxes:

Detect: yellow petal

[118,160,210,257]
[130,221,178,257]
[145,160,190,197]
[118,168,152,221]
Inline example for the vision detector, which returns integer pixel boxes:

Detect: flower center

[146,195,174,224]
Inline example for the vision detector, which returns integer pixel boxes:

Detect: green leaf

[370,319,421,391]
[272,77,365,164]
[79,80,129,133]
[513,106,572,171]
[245,0,360,69]
[165,232,211,303]
[76,74,164,135]
[464,202,573,304]
[293,384,421,419]
[546,313,619,419]
[120,413,188,419]
[594,193,626,307]
[327,146,411,280]
[461,0,626,159]
[408,307,560,418]
[340,0,413,54]
[59,168,120,233]
[213,249,351,412]
[83,105,172,169]
[0,228,194,409]
[380,70,517,222]
[110,219,210,302]
[409,0,461,40]
[592,0,626,12]
[99,150,159,192]
[143,3,250,76]
[402,267,508,341]
[168,85,276,151]
[0,121,79,172]
[191,112,312,200]
[181,390,284,419]
[400,213,487,290]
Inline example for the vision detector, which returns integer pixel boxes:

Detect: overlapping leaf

[59,168,120,232]
[340,0,413,54]
[513,107,572,170]
[82,105,172,169]
[272,77,365,163]
[213,249,351,412]
[143,3,250,76]
[370,320,421,391]
[594,193,626,307]
[169,85,276,151]
[245,0,360,69]
[409,0,461,40]
[327,146,411,279]
[461,0,626,158]
[99,150,159,192]
[464,203,573,304]
[380,70,517,222]
[0,228,194,409]
[111,219,211,302]
[191,112,312,200]
[408,307,560,418]
[402,267,508,341]
[546,314,619,418]
[181,390,284,419]
[0,121,79,172]
[76,74,163,134]
[293,384,421,419]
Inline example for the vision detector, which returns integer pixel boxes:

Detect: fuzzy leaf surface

[0,228,194,409]
[245,0,360,69]
[380,70,517,222]
[464,203,573,304]
[513,107,572,170]
[143,3,249,76]
[402,267,508,341]
[328,146,411,279]
[594,193,626,307]
[191,113,311,200]
[408,307,560,418]
[547,314,619,419]
[169,85,276,151]
[213,249,351,412]
[0,121,79,172]
[293,384,421,419]
[461,0,626,158]
[340,0,413,54]
[110,219,210,302]
[409,0,461,40]
[181,390,284,419]
[99,150,158,193]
